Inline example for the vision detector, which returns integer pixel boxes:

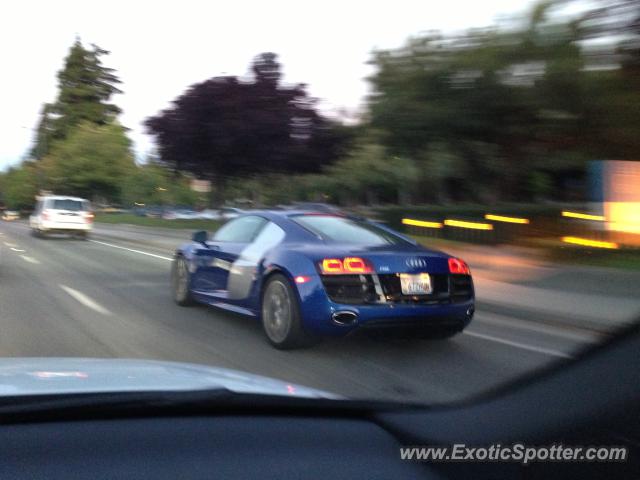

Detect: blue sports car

[171,210,475,349]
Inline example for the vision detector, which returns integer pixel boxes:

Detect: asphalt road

[0,220,604,403]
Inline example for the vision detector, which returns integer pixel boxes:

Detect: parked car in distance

[219,207,244,220]
[29,196,94,239]
[2,210,20,221]
[196,209,222,220]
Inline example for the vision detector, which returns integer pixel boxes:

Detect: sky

[0,0,536,169]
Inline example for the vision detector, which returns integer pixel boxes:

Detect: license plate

[399,273,432,295]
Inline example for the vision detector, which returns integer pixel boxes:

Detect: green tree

[328,142,418,205]
[0,163,39,210]
[32,39,122,158]
[121,164,198,207]
[42,122,135,203]
[30,104,55,160]
[366,1,640,202]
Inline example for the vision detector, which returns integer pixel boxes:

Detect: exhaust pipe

[332,311,358,325]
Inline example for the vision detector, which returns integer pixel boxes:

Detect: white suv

[30,196,94,239]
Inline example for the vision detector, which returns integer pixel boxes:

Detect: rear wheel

[74,231,88,240]
[171,256,195,306]
[261,274,314,350]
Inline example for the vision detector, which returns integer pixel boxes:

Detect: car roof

[244,209,346,221]
[41,196,89,202]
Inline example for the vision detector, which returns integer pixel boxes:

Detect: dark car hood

[0,358,338,399]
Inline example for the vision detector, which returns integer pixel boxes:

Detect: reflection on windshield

[293,215,409,245]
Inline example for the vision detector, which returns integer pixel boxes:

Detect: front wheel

[261,274,315,350]
[171,256,195,306]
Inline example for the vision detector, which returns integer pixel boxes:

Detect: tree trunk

[209,174,226,206]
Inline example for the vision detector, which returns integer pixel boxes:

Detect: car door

[227,221,286,301]
[192,216,268,295]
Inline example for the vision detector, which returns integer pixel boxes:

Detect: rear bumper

[295,275,475,336]
[38,221,91,232]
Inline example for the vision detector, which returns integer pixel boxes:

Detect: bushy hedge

[373,203,588,245]
[374,204,576,230]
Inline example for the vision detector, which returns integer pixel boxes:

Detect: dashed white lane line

[60,285,112,316]
[20,255,40,264]
[10,247,26,252]
[88,239,173,261]
[463,330,572,358]
[4,241,17,247]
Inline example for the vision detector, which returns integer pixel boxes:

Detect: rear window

[51,199,89,211]
[292,215,409,246]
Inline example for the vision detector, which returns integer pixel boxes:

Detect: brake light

[320,257,372,274]
[41,210,50,221]
[85,212,95,223]
[448,257,470,275]
[321,258,343,274]
[343,257,371,273]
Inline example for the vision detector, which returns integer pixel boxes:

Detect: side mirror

[192,230,208,246]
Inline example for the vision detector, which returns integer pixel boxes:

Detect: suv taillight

[85,212,95,223]
[41,210,50,221]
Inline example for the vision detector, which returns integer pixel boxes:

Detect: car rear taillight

[85,212,95,223]
[319,257,372,274]
[343,257,370,273]
[321,258,343,274]
[448,257,470,275]
[41,210,50,221]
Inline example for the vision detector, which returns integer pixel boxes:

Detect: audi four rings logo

[406,258,427,268]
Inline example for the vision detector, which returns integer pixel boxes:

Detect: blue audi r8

[171,210,475,349]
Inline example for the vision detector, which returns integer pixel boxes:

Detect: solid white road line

[89,239,173,261]
[463,330,572,358]
[10,247,26,252]
[60,285,112,316]
[20,255,40,264]
[473,312,598,343]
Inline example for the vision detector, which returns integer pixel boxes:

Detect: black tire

[261,273,315,350]
[74,231,89,240]
[171,256,195,306]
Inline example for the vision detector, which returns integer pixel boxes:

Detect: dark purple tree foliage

[145,53,351,185]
